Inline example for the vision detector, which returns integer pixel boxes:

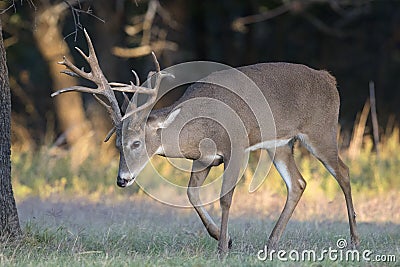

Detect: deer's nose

[116,176,129,187]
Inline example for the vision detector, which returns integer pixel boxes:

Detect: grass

[3,125,400,266]
[1,197,399,266]
[10,125,400,202]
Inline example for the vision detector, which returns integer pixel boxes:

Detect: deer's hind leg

[299,131,360,247]
[267,144,307,249]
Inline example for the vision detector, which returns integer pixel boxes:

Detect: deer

[52,30,360,254]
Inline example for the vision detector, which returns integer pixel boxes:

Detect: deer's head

[116,103,180,187]
[52,29,176,188]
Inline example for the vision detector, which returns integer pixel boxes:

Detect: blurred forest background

[1,2,399,265]
[1,0,400,199]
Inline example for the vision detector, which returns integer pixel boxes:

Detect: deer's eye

[131,141,141,149]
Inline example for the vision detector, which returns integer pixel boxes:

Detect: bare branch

[63,0,105,42]
[3,36,18,48]
[302,12,345,37]
[156,2,180,30]
[119,0,179,58]
[141,0,158,45]
[125,23,144,36]
[0,1,16,14]
[0,0,37,14]
[232,3,293,33]
[369,81,380,157]
[112,40,178,58]
[231,0,373,35]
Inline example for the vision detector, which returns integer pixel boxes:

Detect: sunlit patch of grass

[11,126,400,205]
[11,145,137,202]
[6,118,400,265]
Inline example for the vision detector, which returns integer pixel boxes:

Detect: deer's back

[175,62,340,146]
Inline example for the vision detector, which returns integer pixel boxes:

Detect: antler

[52,29,172,141]
[52,29,122,132]
[110,52,174,121]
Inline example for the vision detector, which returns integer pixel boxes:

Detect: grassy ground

[2,127,399,266]
[0,193,398,267]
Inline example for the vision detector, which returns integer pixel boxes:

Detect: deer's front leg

[218,156,240,255]
[187,162,220,241]
[218,187,235,255]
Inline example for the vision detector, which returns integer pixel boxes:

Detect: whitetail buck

[52,30,360,254]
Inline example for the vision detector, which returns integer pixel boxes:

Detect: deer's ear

[158,108,181,129]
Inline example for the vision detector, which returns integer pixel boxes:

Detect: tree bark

[0,17,22,240]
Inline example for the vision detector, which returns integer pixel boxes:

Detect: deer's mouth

[117,176,135,188]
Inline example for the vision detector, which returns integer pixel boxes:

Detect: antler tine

[58,56,92,81]
[52,29,123,133]
[132,70,140,86]
[151,51,161,73]
[104,127,116,142]
[74,46,89,61]
[109,69,139,88]
[108,69,145,94]
[121,92,138,121]
[122,92,130,103]
[110,81,156,94]
[122,97,155,121]
[92,93,118,143]
[92,94,114,115]
[131,91,138,109]
[121,92,130,113]
[51,86,100,97]
[120,51,174,121]
[61,69,81,78]
[83,28,100,67]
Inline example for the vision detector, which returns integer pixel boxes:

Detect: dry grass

[5,119,400,265]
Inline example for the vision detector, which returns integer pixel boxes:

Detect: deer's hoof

[266,239,278,251]
[351,236,361,248]
[228,237,233,249]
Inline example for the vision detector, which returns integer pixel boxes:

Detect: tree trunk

[0,17,22,240]
[33,4,95,167]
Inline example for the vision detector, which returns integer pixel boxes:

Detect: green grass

[5,127,400,266]
[1,198,399,266]
[10,127,400,202]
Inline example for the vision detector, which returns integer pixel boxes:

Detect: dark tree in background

[2,0,400,147]
[0,17,21,239]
